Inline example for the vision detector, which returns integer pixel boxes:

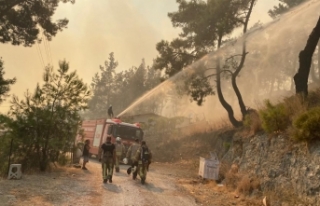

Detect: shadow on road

[80,169,92,174]
[113,171,128,177]
[138,182,164,193]
[102,183,123,193]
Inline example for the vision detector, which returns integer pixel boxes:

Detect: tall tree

[0,58,16,103]
[270,0,320,90]
[161,0,256,127]
[145,65,161,90]
[154,38,204,78]
[0,0,74,46]
[293,16,320,97]
[6,60,90,171]
[154,0,244,78]
[88,52,118,118]
[268,0,307,19]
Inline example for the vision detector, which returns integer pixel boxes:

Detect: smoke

[118,0,320,126]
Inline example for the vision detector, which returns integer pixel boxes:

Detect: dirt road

[0,161,197,206]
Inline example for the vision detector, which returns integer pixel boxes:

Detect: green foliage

[0,0,74,46]
[154,0,252,78]
[57,153,71,166]
[259,100,290,133]
[88,52,118,117]
[186,72,214,106]
[243,114,251,128]
[86,53,163,119]
[153,39,203,78]
[2,60,90,172]
[243,109,262,134]
[0,129,12,176]
[223,142,231,151]
[0,58,16,103]
[268,0,307,19]
[306,88,320,108]
[292,107,320,142]
[154,0,256,128]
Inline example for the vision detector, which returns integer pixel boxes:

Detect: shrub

[225,163,239,190]
[236,175,261,196]
[237,175,252,195]
[0,138,10,176]
[243,109,262,134]
[307,88,320,108]
[292,106,320,142]
[282,95,307,120]
[57,153,71,166]
[259,100,290,133]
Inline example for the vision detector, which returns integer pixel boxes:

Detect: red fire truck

[77,118,143,158]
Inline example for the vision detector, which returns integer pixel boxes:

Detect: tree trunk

[231,74,247,120]
[216,62,242,128]
[230,0,255,121]
[40,148,48,171]
[293,16,320,97]
[318,42,320,82]
[214,0,255,127]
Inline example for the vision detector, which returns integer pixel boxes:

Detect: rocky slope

[222,132,320,206]
[149,128,320,206]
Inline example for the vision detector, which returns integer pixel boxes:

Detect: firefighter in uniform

[115,137,125,172]
[126,138,140,179]
[134,140,152,184]
[99,136,116,183]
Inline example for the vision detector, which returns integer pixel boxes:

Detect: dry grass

[236,175,261,196]
[245,109,262,135]
[223,163,261,197]
[225,163,240,190]
[263,187,311,205]
[237,175,251,195]
[283,95,308,121]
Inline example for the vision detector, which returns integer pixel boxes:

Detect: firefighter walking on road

[115,137,125,172]
[99,136,116,183]
[134,140,152,184]
[126,138,140,179]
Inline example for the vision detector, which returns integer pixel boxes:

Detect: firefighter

[115,137,125,172]
[134,140,152,184]
[108,105,114,118]
[126,138,140,179]
[99,136,116,183]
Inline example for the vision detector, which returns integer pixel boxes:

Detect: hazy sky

[0,0,277,113]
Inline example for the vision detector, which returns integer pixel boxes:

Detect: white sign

[93,124,103,147]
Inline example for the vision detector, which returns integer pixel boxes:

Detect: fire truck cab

[79,118,143,159]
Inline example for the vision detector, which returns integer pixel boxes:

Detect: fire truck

[77,118,143,159]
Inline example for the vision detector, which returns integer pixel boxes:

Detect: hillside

[147,90,320,206]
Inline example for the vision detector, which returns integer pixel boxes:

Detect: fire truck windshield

[113,125,143,140]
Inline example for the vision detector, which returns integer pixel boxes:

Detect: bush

[243,109,262,134]
[282,95,307,120]
[0,139,10,176]
[57,153,71,166]
[307,88,320,108]
[237,175,261,195]
[259,100,290,133]
[292,106,320,142]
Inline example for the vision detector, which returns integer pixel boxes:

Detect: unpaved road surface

[0,161,197,206]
